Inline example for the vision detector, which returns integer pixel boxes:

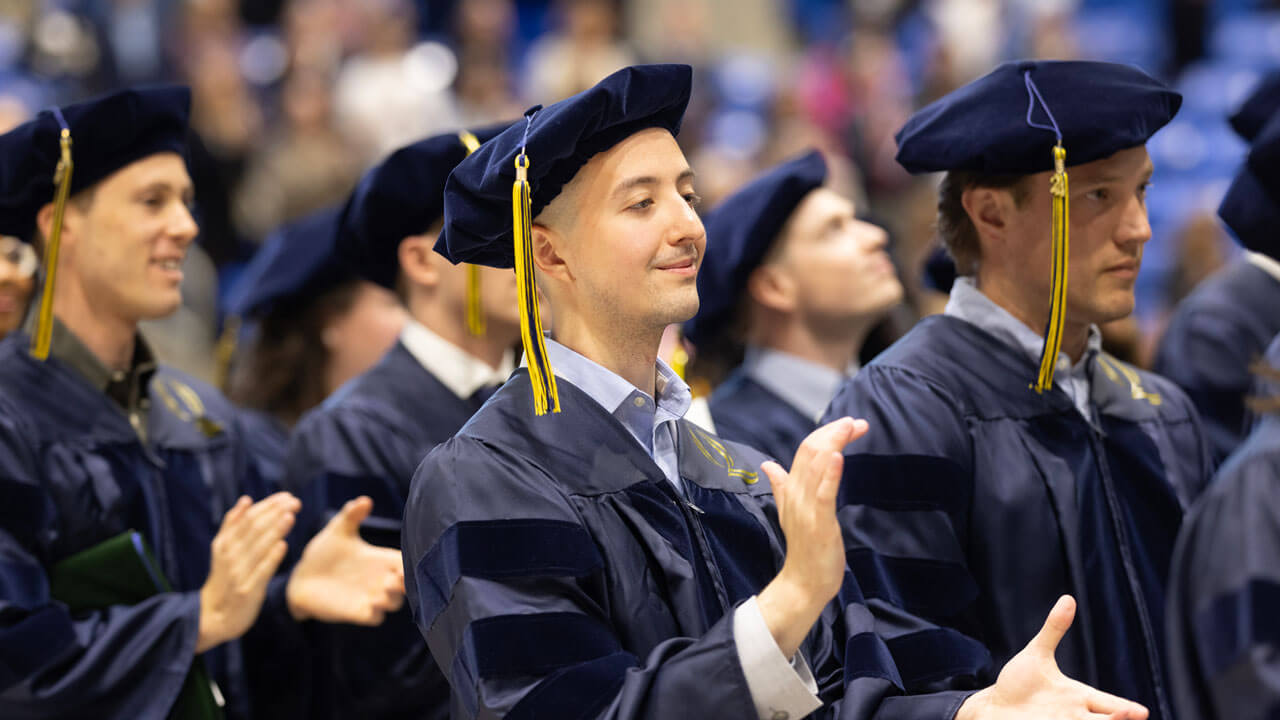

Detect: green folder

[49,531,224,720]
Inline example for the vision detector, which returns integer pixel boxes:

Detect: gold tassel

[465,264,485,336]
[670,342,689,380]
[1032,144,1069,393]
[31,126,74,360]
[512,153,559,415]
[459,130,486,336]
[213,315,241,391]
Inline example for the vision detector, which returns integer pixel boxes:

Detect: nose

[856,219,890,252]
[669,194,705,249]
[170,201,200,248]
[1116,193,1151,251]
[0,257,17,284]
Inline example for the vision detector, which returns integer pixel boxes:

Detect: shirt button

[632,396,645,408]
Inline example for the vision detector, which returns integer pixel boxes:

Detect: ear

[35,200,83,253]
[961,185,1013,253]
[745,263,797,314]
[530,222,570,283]
[397,234,440,289]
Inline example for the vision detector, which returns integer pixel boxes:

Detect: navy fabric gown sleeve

[1166,418,1280,720]
[0,407,202,719]
[404,433,765,720]
[821,364,995,693]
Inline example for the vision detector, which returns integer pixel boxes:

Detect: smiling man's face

[57,152,198,324]
[538,127,706,334]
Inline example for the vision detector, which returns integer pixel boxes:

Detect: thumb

[331,496,374,535]
[760,460,787,495]
[1026,594,1075,659]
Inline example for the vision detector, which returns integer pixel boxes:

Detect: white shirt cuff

[733,595,824,720]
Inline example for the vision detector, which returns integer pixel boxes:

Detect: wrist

[195,589,225,654]
[285,573,310,622]
[953,687,991,720]
[757,574,827,658]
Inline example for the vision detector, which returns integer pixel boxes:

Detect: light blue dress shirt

[945,277,1103,423]
[742,346,857,423]
[540,338,692,494]
[529,337,822,718]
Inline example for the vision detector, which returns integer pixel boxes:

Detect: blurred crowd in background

[1,0,1277,381]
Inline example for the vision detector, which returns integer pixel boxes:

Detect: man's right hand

[196,492,301,653]
[955,596,1149,720]
[757,417,867,658]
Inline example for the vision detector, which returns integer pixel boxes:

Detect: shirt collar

[944,276,1102,373]
[742,346,853,422]
[536,337,692,423]
[400,318,514,399]
[1246,250,1280,286]
[30,315,157,408]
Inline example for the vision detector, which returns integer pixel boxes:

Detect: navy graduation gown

[283,341,484,720]
[0,332,291,719]
[709,368,815,468]
[1153,259,1280,463]
[237,409,289,491]
[823,315,1214,720]
[403,369,977,720]
[1166,336,1280,719]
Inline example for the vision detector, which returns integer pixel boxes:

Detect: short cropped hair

[936,171,1030,275]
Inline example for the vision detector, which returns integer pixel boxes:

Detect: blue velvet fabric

[895,60,1180,175]
[822,315,1214,720]
[684,150,826,346]
[403,369,981,719]
[708,369,815,469]
[0,86,191,240]
[437,64,692,269]
[338,124,509,289]
[0,331,298,719]
[1229,70,1280,143]
[282,341,489,719]
[1153,260,1280,463]
[225,206,347,319]
[1166,335,1280,719]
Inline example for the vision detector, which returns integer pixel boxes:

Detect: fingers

[790,417,867,475]
[760,460,787,496]
[247,539,289,589]
[1083,684,1149,719]
[219,496,251,529]
[817,451,844,507]
[223,495,298,578]
[330,496,374,535]
[1026,594,1076,659]
[239,498,296,559]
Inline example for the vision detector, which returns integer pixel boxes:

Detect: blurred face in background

[757,188,903,336]
[321,280,405,391]
[0,236,36,338]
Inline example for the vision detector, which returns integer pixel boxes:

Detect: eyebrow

[1078,162,1155,187]
[140,181,195,200]
[611,168,697,198]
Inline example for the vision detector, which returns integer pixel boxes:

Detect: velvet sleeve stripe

[1195,577,1280,677]
[0,605,75,688]
[507,651,638,720]
[843,631,904,689]
[467,611,621,678]
[415,519,604,629]
[313,471,406,521]
[839,454,971,516]
[846,547,979,619]
[885,627,993,690]
[0,560,49,610]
